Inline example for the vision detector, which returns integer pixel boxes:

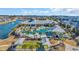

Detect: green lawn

[16,41,40,50]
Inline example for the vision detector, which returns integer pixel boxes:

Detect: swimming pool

[0,19,23,39]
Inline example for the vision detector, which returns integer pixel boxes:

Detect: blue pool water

[0,19,23,39]
[36,29,48,33]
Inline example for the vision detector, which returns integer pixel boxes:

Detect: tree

[48,24,53,27]
[44,45,48,49]
[75,29,79,36]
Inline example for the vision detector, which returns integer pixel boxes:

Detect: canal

[0,19,23,39]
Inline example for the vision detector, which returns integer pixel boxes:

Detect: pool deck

[0,35,16,51]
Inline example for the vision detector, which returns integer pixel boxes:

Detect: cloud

[0,8,79,16]
[64,9,79,15]
[50,8,79,16]
[20,9,51,15]
[50,8,62,12]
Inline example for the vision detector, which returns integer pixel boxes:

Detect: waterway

[0,19,23,39]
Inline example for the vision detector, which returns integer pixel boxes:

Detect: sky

[0,8,79,16]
